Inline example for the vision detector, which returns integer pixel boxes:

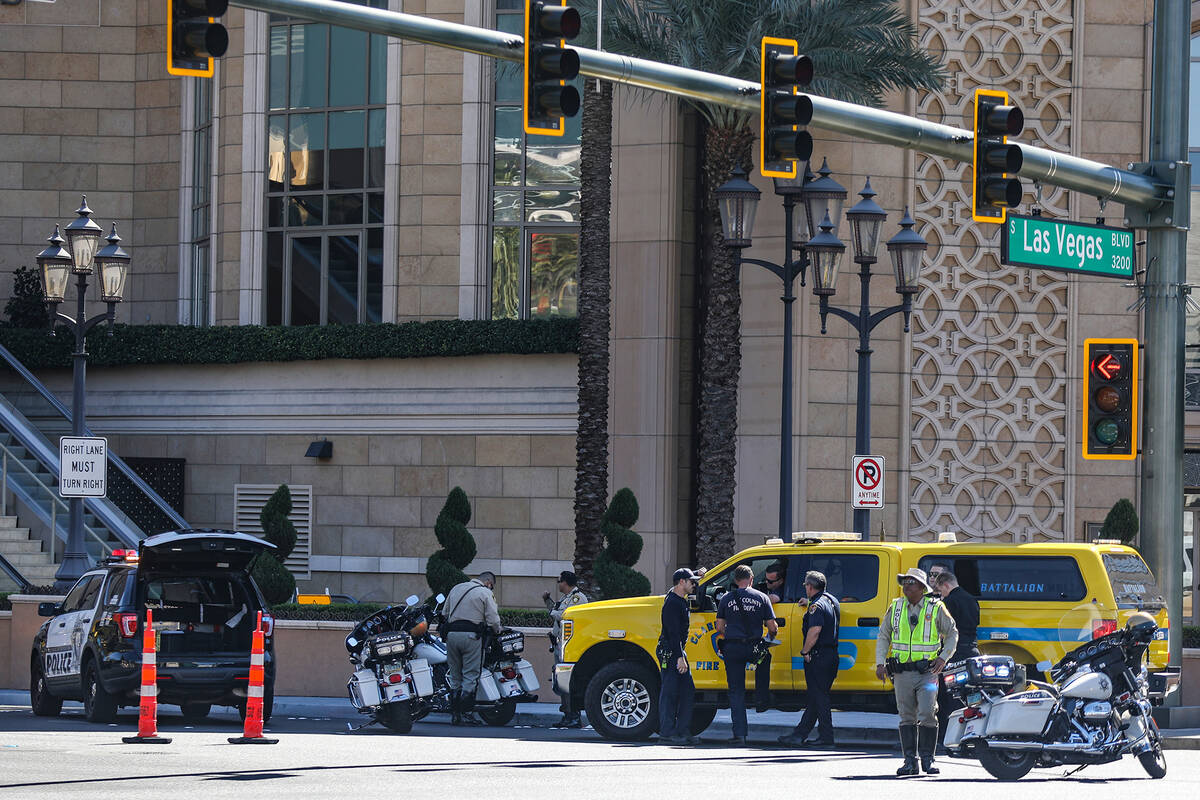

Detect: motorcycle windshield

[1101,553,1165,610]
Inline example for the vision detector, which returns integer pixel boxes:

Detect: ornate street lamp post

[812,177,927,539]
[35,198,130,590]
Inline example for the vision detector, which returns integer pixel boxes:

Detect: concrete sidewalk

[4,690,1197,750]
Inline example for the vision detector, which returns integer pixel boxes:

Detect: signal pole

[1139,0,1190,673]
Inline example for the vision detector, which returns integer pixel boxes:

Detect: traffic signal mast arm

[226,0,1169,214]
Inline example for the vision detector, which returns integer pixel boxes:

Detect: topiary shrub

[594,488,650,600]
[426,486,477,596]
[3,266,49,330]
[251,484,297,605]
[1101,498,1139,546]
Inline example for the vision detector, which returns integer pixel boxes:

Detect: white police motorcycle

[943,613,1179,780]
[345,593,540,732]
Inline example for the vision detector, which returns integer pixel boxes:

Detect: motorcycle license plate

[383,683,411,702]
[499,679,523,698]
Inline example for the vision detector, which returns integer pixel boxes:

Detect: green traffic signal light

[524,0,581,136]
[759,37,813,179]
[168,0,228,78]
[972,88,1024,224]
[1082,338,1138,461]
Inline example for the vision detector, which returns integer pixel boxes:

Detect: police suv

[30,530,277,723]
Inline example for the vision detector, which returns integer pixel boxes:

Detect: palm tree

[573,77,614,593]
[576,0,944,568]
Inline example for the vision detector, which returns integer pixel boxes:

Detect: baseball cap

[672,568,699,583]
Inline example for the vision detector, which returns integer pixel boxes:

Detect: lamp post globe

[63,196,104,275]
[846,177,888,263]
[807,211,846,298]
[36,225,73,308]
[801,157,847,244]
[715,167,761,249]
[96,223,131,303]
[886,207,928,295]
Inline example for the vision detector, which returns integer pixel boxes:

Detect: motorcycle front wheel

[478,699,516,726]
[379,701,414,734]
[1138,725,1167,779]
[978,747,1036,781]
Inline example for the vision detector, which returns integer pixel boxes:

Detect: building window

[265,2,387,325]
[191,78,213,326]
[490,0,581,320]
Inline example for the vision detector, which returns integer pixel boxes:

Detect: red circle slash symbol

[856,459,881,490]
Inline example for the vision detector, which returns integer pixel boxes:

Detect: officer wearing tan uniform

[444,571,502,725]
[875,567,958,777]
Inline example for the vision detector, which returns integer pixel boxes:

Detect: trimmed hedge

[269,601,552,628]
[1185,625,1200,649]
[0,318,579,369]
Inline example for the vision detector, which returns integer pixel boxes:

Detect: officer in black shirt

[779,570,840,748]
[933,569,980,744]
[658,568,700,744]
[716,564,778,745]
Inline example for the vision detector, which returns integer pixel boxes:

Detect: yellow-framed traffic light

[1082,338,1138,460]
[972,88,1024,224]
[523,0,581,136]
[167,0,229,78]
[759,36,813,179]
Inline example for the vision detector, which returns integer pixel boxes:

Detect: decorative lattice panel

[909,0,1074,542]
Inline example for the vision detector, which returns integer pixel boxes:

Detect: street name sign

[852,455,884,509]
[59,436,107,497]
[1001,214,1134,279]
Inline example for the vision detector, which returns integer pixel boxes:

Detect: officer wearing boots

[715,564,778,745]
[544,570,588,728]
[875,567,958,777]
[444,571,502,725]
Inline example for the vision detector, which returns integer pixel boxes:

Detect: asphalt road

[2,700,1198,799]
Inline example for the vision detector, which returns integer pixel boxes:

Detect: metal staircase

[0,343,188,588]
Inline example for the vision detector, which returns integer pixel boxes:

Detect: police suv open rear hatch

[140,529,274,573]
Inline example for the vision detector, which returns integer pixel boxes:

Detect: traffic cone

[228,611,278,744]
[122,609,172,744]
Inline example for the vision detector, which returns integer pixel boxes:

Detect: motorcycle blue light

[997,665,1010,677]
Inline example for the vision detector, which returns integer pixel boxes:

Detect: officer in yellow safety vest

[875,567,958,777]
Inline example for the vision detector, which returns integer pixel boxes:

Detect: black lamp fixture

[885,207,929,331]
[714,166,762,249]
[305,439,333,459]
[801,158,847,245]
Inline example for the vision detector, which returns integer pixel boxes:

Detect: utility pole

[1137,0,1190,672]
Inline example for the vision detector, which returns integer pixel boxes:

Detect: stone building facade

[0,0,1188,604]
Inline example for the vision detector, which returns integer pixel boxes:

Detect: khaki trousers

[892,669,939,726]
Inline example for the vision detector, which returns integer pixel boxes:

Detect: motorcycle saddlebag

[476,670,502,702]
[348,668,383,708]
[409,657,435,697]
[983,690,1055,736]
[516,659,540,692]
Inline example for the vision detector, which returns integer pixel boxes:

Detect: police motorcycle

[345,593,540,732]
[943,613,1177,781]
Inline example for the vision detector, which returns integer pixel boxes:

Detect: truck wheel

[585,661,659,741]
[82,659,117,723]
[689,705,717,735]
[30,659,62,717]
[978,747,1036,781]
[380,701,414,734]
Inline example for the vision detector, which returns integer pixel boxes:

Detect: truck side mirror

[38,602,61,617]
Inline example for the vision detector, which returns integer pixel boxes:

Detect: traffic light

[759,37,814,179]
[524,0,581,136]
[1083,338,1138,460]
[972,88,1024,224]
[167,0,229,78]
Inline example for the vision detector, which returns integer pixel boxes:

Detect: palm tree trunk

[573,79,614,593]
[692,120,754,569]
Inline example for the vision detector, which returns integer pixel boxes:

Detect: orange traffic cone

[122,609,172,744]
[228,611,278,744]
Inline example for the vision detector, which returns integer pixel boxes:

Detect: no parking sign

[851,455,884,509]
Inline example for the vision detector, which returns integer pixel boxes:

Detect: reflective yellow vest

[887,595,941,662]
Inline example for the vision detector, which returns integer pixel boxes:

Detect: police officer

[544,570,588,728]
[779,570,840,748]
[875,567,958,776]
[715,564,778,745]
[658,568,700,745]
[443,571,502,726]
[933,569,979,745]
